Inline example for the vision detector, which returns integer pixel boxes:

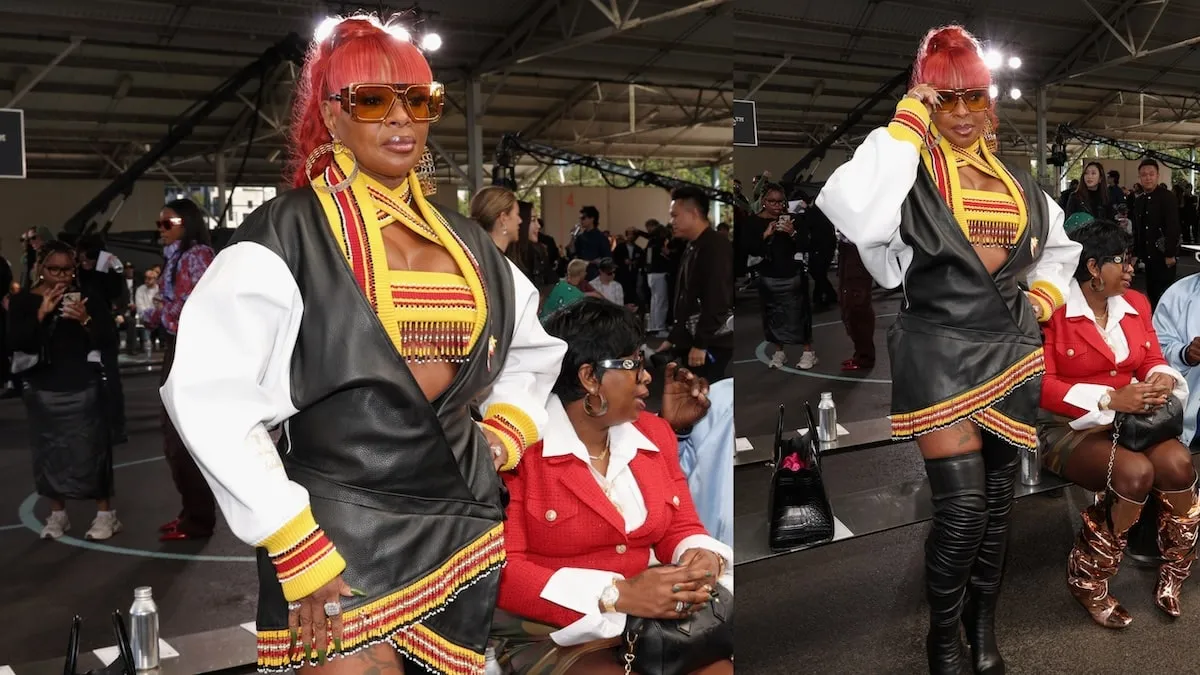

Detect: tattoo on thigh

[957,423,976,448]
[355,645,405,675]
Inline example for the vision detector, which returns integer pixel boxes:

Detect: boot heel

[1067,493,1143,629]
[1154,482,1200,617]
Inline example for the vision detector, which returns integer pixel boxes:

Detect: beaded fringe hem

[255,561,503,675]
[890,349,1044,450]
[256,525,505,673]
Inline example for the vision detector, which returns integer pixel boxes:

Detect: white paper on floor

[240,622,257,634]
[94,639,179,666]
[734,437,754,453]
[797,424,850,437]
[1,665,16,675]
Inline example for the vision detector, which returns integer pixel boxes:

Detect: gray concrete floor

[0,372,256,665]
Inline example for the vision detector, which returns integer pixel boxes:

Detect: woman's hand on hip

[288,575,354,664]
[615,565,713,619]
[1110,382,1168,414]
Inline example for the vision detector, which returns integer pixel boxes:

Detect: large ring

[491,444,503,459]
[287,602,302,612]
[324,601,341,617]
[1144,403,1152,411]
[674,600,687,613]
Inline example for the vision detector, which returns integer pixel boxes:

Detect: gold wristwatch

[600,579,620,613]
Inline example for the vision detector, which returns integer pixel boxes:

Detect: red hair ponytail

[913,25,990,91]
[288,15,434,188]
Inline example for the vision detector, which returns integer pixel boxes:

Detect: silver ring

[1144,403,1152,411]
[491,444,503,458]
[674,600,686,613]
[324,601,341,617]
[287,602,302,612]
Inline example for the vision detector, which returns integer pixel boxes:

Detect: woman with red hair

[160,14,566,675]
[817,25,1081,674]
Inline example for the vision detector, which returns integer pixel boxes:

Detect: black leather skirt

[24,378,113,501]
[758,274,812,345]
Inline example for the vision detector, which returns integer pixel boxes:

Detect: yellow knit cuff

[887,97,932,150]
[1030,280,1066,312]
[259,506,347,601]
[481,403,539,472]
[1027,290,1053,323]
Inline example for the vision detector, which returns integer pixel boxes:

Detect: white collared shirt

[1061,279,1188,430]
[537,396,733,646]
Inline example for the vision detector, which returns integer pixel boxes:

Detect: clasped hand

[616,550,722,619]
[1110,375,1175,414]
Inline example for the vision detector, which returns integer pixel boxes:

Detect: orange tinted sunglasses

[328,82,445,123]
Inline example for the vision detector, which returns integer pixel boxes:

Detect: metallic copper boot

[1155,481,1200,617]
[1066,492,1144,629]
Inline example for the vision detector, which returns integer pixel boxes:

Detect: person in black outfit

[75,234,128,444]
[536,218,562,280]
[8,240,121,540]
[570,205,611,278]
[1107,169,1126,209]
[744,183,816,370]
[612,227,646,310]
[1066,161,1112,222]
[803,201,839,308]
[1131,158,1181,308]
[655,186,733,382]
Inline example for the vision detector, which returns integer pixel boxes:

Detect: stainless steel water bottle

[817,392,837,442]
[129,586,160,671]
[1021,446,1042,486]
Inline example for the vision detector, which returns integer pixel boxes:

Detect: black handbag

[618,582,733,675]
[768,403,835,551]
[64,611,135,675]
[1116,396,1185,452]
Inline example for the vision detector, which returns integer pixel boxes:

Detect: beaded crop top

[923,136,1029,250]
[312,153,487,364]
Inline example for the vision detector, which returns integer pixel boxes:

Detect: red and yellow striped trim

[391,282,476,310]
[481,403,539,471]
[1029,280,1065,321]
[972,406,1038,449]
[887,97,932,150]
[256,524,505,671]
[891,349,1044,440]
[390,623,485,675]
[258,506,347,602]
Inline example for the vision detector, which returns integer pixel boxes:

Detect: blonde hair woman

[471,185,521,251]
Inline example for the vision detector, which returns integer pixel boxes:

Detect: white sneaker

[41,511,70,539]
[768,351,787,369]
[86,511,122,541]
[796,351,819,370]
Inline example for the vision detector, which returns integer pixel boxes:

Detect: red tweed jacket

[496,412,708,628]
[1041,289,1168,419]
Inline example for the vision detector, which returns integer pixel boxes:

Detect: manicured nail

[705,570,713,577]
[288,629,297,653]
[307,645,316,662]
[350,587,367,597]
[318,648,327,665]
[333,637,343,653]
[672,585,682,592]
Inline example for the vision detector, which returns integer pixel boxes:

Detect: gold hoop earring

[983,117,998,153]
[417,149,437,196]
[583,391,609,417]
[1089,275,1105,292]
[306,141,359,193]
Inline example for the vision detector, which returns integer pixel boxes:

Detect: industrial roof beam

[6,36,83,107]
[475,0,561,75]
[1041,0,1140,85]
[483,0,730,75]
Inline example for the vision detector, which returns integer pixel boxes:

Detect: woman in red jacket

[1039,220,1192,628]
[492,298,732,674]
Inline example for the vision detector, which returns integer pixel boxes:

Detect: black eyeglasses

[42,265,75,275]
[597,356,644,377]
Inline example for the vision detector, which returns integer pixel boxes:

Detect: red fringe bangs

[287,17,433,188]
[913,25,991,90]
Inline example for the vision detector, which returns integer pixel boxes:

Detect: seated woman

[539,259,600,321]
[494,298,733,674]
[1039,220,1192,628]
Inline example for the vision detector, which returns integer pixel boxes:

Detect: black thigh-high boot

[962,441,1018,675]
[925,453,989,675]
